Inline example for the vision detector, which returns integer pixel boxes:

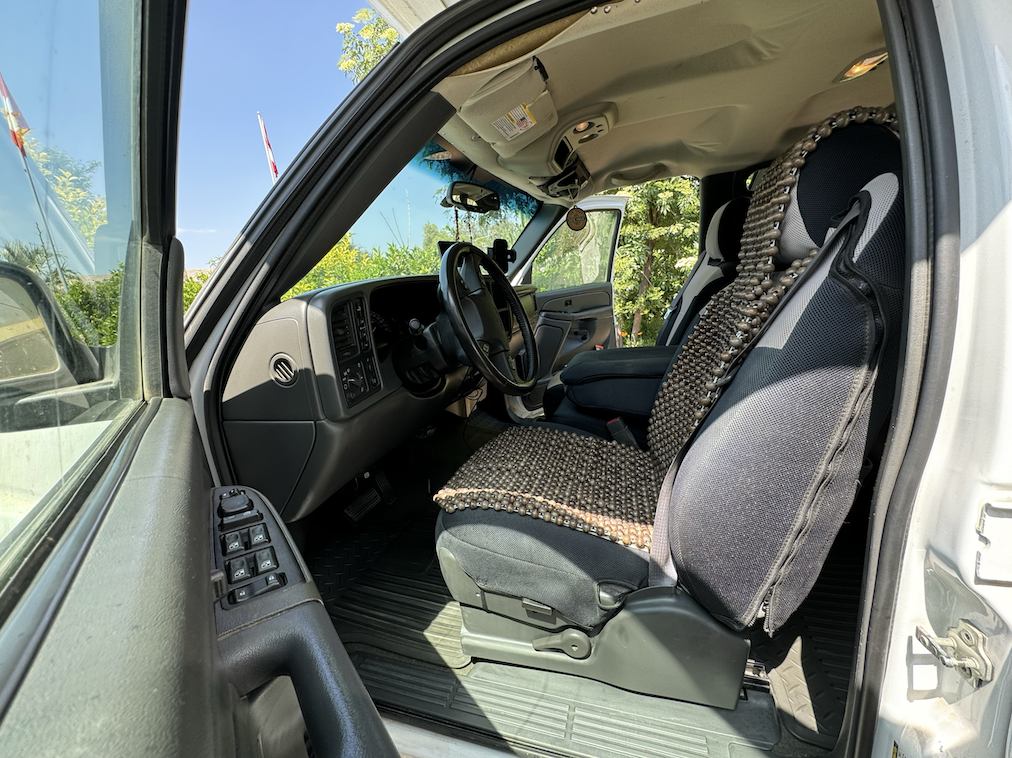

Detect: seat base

[440,547,750,710]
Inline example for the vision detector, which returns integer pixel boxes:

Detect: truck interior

[204,1,913,756]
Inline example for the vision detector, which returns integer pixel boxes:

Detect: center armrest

[561,346,679,385]
[559,346,677,419]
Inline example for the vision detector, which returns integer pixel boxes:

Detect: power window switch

[254,548,279,575]
[248,524,269,547]
[231,584,254,604]
[227,556,252,584]
[222,531,244,556]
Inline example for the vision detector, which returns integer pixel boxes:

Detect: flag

[0,70,29,155]
[257,111,278,185]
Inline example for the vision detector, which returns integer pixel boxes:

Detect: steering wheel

[438,242,539,396]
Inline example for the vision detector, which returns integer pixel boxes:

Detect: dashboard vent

[331,303,355,356]
[271,354,297,386]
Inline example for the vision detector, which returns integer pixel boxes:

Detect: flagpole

[257,111,279,186]
[0,70,69,291]
[22,153,68,290]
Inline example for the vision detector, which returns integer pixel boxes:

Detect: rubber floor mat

[749,536,864,749]
[329,519,470,668]
[353,652,780,758]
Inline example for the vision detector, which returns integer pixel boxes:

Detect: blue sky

[177,0,366,268]
[0,1,489,272]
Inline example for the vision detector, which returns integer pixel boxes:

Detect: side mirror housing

[0,261,98,392]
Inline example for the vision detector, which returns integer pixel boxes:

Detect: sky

[0,1,514,273]
[177,0,367,268]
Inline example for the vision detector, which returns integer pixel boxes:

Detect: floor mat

[749,535,864,749]
[329,517,470,668]
[353,652,779,758]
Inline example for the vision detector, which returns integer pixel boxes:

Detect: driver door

[512,195,627,412]
[0,2,394,756]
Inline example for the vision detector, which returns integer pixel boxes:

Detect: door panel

[525,283,616,409]
[513,199,627,411]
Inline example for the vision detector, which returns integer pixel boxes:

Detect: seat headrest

[778,120,902,262]
[704,196,749,263]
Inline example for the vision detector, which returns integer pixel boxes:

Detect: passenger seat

[542,196,749,442]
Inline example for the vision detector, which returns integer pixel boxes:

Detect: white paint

[0,421,110,538]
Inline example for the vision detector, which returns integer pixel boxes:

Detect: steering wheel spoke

[438,242,539,396]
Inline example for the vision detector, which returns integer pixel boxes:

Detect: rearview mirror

[441,181,501,214]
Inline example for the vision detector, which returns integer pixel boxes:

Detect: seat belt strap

[647,198,866,588]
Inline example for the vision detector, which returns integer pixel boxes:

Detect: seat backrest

[655,196,748,348]
[665,113,904,633]
[646,107,898,469]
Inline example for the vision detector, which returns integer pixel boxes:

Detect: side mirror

[441,181,501,214]
[0,261,98,389]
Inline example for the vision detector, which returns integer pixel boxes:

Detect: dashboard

[220,276,534,523]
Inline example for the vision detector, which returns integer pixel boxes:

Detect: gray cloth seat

[437,108,905,635]
[436,506,649,629]
[541,196,748,437]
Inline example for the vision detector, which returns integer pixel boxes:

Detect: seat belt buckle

[607,417,640,449]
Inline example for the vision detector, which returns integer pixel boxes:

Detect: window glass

[531,209,621,291]
[286,141,539,298]
[0,1,142,544]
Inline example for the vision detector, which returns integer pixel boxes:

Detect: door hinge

[915,619,993,688]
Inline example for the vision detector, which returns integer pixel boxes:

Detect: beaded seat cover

[435,106,897,550]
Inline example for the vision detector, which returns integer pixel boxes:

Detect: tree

[609,177,700,346]
[24,138,107,247]
[336,9,400,84]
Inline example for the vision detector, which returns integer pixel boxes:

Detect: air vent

[271,354,297,386]
[331,303,355,356]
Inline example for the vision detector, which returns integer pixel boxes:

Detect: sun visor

[457,58,558,159]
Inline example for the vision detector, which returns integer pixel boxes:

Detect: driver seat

[434,108,904,708]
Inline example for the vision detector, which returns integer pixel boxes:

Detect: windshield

[286,141,539,298]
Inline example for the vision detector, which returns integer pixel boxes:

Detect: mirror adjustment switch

[248,524,269,547]
[227,556,252,584]
[219,489,253,517]
[222,531,244,556]
[220,509,262,529]
[254,548,279,575]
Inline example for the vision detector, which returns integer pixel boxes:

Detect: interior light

[424,150,453,161]
[838,51,888,82]
[573,121,593,133]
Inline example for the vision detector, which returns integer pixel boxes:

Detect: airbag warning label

[492,104,537,141]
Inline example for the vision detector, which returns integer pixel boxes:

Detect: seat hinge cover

[915,619,993,688]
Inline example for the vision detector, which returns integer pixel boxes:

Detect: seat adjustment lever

[532,628,592,659]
